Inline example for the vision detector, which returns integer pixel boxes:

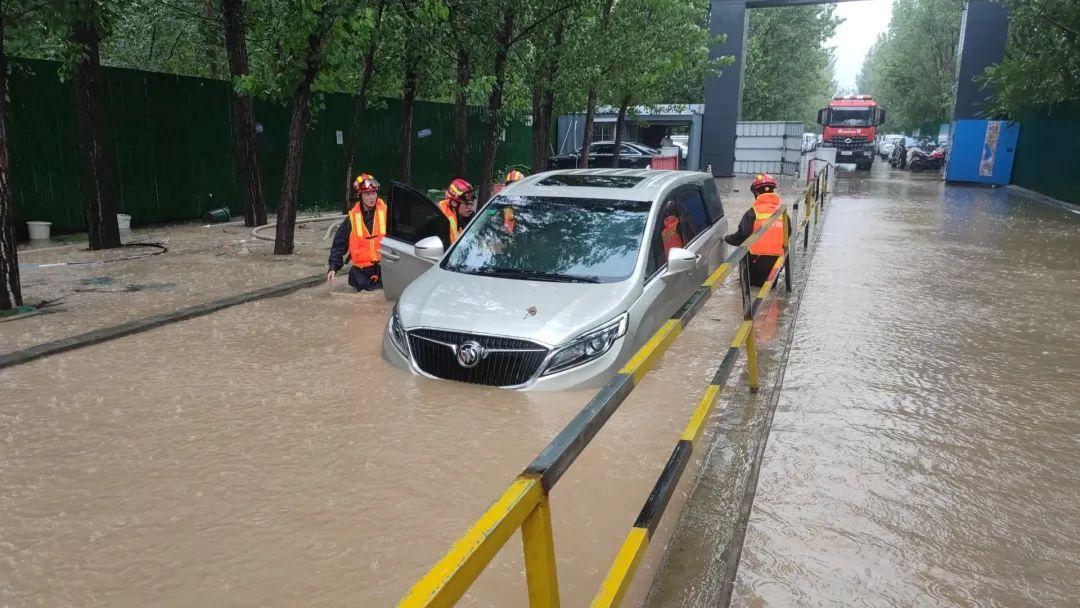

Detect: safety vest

[437,199,460,244]
[750,192,784,256]
[348,199,387,268]
[661,215,683,254]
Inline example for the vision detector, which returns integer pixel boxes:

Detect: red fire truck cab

[817,95,886,170]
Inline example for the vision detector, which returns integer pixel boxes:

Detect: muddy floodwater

[1,185,766,606]
[732,166,1080,606]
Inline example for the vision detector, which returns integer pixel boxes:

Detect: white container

[117,214,132,234]
[27,221,52,240]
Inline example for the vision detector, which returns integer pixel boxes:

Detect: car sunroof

[537,174,646,188]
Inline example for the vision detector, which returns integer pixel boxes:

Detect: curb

[0,274,324,371]
[1007,185,1080,213]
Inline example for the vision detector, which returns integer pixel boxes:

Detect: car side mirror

[663,247,697,278]
[414,236,445,261]
[878,109,886,125]
[816,109,826,125]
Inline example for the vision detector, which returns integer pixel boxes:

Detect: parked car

[378,169,730,391]
[548,141,659,169]
[802,133,818,152]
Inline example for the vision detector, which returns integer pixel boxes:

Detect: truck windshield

[828,107,872,126]
[441,195,650,284]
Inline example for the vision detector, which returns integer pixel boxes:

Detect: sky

[828,0,894,92]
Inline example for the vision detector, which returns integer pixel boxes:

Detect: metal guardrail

[399,167,831,608]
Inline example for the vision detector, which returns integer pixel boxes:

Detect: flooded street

[732,165,1080,606]
[0,233,752,606]
[3,165,1078,607]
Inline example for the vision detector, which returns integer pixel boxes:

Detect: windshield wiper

[477,267,601,283]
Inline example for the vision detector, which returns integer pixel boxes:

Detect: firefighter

[504,169,526,185]
[327,173,387,291]
[725,173,789,286]
[436,178,477,246]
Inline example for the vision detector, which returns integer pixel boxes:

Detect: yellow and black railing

[399,168,831,608]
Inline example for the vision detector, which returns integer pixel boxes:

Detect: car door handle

[380,250,400,261]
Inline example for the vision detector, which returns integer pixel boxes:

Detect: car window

[388,181,447,245]
[645,225,664,278]
[442,195,650,283]
[656,197,694,258]
[591,143,614,155]
[674,186,709,237]
[620,144,640,155]
[702,179,724,222]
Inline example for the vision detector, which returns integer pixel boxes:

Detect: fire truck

[816,94,886,170]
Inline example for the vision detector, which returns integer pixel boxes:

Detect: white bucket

[117,214,132,234]
[27,221,52,240]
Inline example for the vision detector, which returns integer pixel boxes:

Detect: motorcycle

[909,145,946,172]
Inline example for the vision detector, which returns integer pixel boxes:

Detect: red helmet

[504,170,526,184]
[751,173,777,194]
[445,178,475,203]
[353,173,380,195]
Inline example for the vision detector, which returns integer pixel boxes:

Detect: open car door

[380,181,450,300]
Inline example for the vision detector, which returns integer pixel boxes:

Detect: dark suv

[549,141,658,169]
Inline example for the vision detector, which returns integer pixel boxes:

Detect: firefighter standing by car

[435,178,478,246]
[327,173,387,291]
[724,173,789,286]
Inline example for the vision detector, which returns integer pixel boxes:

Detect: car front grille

[828,135,869,150]
[407,329,549,387]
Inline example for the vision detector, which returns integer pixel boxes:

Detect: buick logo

[844,138,852,144]
[456,341,484,368]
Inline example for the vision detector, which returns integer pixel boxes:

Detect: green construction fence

[6,57,533,234]
[1011,103,1080,205]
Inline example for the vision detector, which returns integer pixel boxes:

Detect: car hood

[397,268,635,346]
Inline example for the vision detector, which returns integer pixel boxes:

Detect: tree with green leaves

[1,0,49,310]
[981,0,1080,115]
[741,3,840,127]
[221,0,266,227]
[856,0,964,132]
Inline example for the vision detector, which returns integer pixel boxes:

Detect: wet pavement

[724,164,1080,606]
[2,216,333,354]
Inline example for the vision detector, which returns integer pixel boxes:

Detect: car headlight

[542,313,629,376]
[389,308,409,355]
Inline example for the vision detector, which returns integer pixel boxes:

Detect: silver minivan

[379,169,728,391]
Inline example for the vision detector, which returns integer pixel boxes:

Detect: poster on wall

[979,121,1001,177]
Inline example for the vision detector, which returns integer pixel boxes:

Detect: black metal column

[953,0,1010,119]
[701,0,748,176]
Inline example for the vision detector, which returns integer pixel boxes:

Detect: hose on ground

[250,215,344,243]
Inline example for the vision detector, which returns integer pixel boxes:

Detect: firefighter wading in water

[327,173,387,291]
[724,173,789,286]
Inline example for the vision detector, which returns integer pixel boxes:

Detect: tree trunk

[577,0,615,169]
[479,9,515,203]
[611,98,629,168]
[399,60,417,186]
[0,14,23,309]
[70,17,121,251]
[273,31,324,255]
[343,0,385,211]
[532,16,564,172]
[452,45,470,178]
[577,87,597,168]
[530,89,546,172]
[222,0,266,227]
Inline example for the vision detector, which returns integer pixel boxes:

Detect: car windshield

[441,195,650,284]
[828,107,872,126]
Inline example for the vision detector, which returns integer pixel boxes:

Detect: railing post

[782,212,792,293]
[737,256,759,392]
[522,494,561,608]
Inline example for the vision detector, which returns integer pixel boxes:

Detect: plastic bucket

[203,207,231,223]
[117,214,132,234]
[27,221,52,240]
